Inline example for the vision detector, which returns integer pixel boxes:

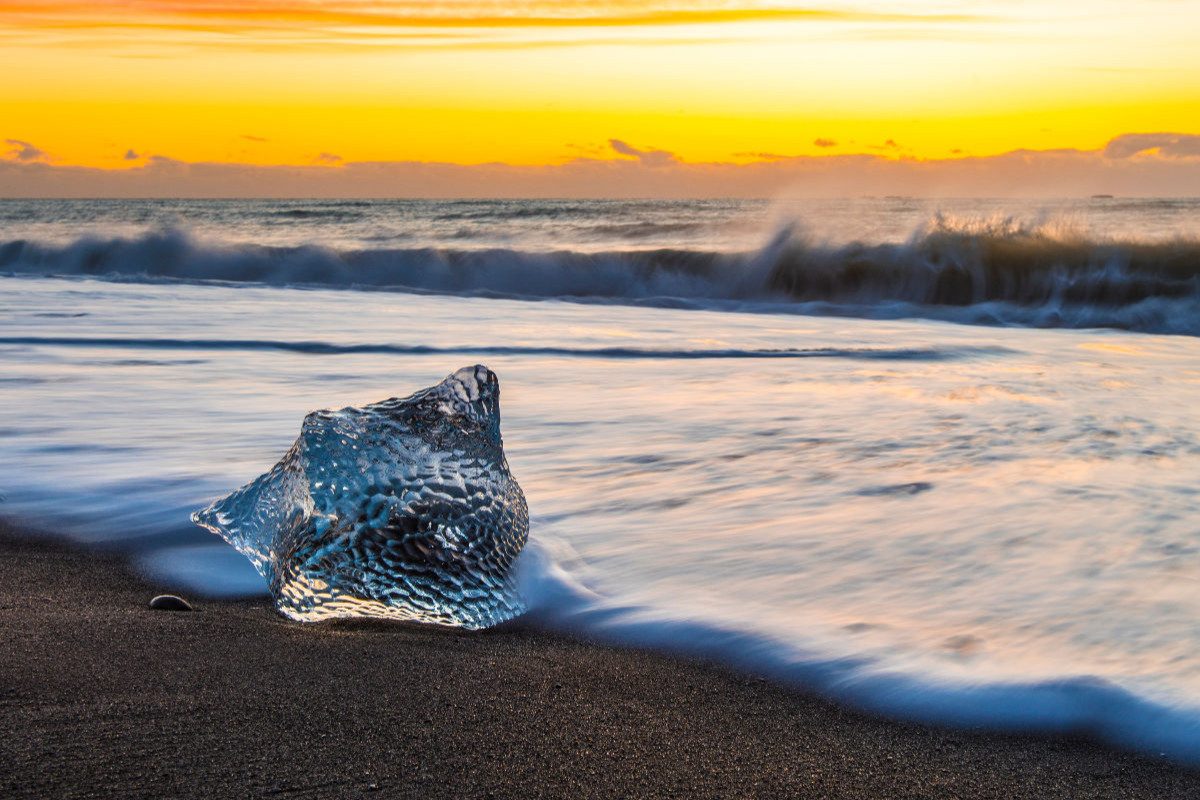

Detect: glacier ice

[192,365,529,628]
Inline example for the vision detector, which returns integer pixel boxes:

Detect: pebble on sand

[149,595,193,611]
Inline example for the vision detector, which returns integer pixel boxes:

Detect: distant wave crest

[4,216,1200,335]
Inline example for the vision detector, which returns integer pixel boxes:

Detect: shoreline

[3,523,1199,798]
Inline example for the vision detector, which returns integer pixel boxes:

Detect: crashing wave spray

[5,213,1200,334]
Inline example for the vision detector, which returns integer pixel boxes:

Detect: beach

[5,198,1200,794]
[4,523,1200,799]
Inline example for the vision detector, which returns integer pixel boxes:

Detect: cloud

[565,142,608,157]
[4,135,1200,199]
[1103,133,1200,159]
[124,149,140,160]
[4,139,49,162]
[733,152,791,160]
[608,138,679,167]
[608,139,641,158]
[5,2,992,34]
[242,135,268,143]
[314,152,343,165]
[0,1,998,56]
[813,138,837,148]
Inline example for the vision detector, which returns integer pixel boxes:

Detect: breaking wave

[4,215,1199,335]
[517,539,1200,764]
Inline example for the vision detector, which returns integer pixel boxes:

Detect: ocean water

[3,198,1200,758]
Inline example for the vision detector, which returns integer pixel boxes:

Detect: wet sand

[2,524,1199,799]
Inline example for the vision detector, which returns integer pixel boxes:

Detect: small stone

[149,594,193,611]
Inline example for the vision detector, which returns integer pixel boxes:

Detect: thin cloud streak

[609,139,680,166]
[0,1,1001,53]
[2,2,993,30]
[4,139,50,162]
[0,1,996,55]
[1104,133,1200,159]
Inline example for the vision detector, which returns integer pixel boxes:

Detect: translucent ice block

[192,365,529,628]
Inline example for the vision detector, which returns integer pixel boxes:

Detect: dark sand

[3,526,1200,799]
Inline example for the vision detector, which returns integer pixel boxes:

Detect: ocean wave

[0,335,997,361]
[579,221,712,239]
[515,538,1200,763]
[268,208,367,221]
[3,217,1200,335]
[129,531,1200,762]
[428,199,700,222]
[432,202,605,221]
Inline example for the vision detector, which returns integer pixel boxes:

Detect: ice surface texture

[192,365,529,628]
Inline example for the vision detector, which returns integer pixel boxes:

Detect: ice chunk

[192,365,529,629]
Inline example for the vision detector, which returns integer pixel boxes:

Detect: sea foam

[517,537,1200,763]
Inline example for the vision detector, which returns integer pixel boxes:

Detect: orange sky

[2,0,1198,195]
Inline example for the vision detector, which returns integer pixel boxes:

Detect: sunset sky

[2,0,1199,196]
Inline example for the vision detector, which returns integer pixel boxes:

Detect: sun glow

[1,1,1198,193]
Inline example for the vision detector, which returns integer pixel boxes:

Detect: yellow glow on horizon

[1,1,1198,172]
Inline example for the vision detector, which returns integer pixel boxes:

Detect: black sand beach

[3,525,1199,799]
